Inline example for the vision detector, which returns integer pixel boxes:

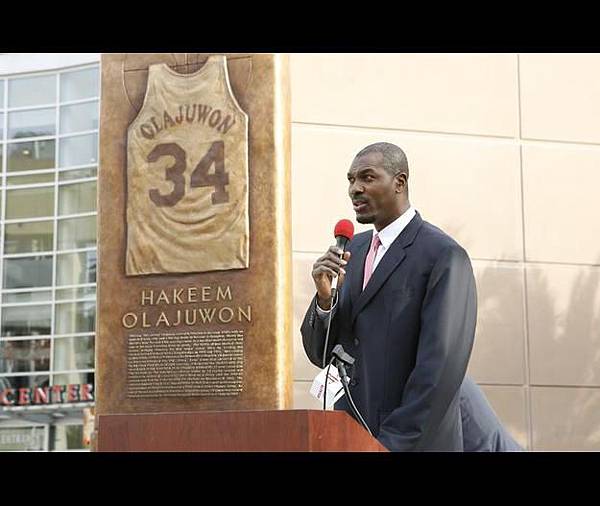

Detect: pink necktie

[363,233,381,290]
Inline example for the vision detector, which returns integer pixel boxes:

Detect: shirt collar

[375,206,416,250]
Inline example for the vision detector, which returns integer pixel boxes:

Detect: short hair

[354,142,409,178]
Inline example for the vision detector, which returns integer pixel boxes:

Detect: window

[58,133,98,168]
[53,371,94,386]
[6,186,54,220]
[7,173,54,185]
[60,67,98,102]
[3,255,53,289]
[51,424,85,451]
[56,251,96,286]
[55,301,95,335]
[7,139,55,172]
[8,75,55,108]
[4,220,53,254]
[53,335,94,370]
[1,304,52,337]
[0,339,51,373]
[59,166,96,182]
[3,290,52,303]
[60,102,98,134]
[8,107,55,139]
[0,374,49,390]
[58,181,96,215]
[57,215,96,250]
[55,286,95,301]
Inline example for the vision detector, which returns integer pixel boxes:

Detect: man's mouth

[352,200,369,212]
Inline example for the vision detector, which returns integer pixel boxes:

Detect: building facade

[0,54,99,451]
[290,53,600,451]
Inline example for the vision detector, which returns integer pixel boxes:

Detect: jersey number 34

[146,140,229,207]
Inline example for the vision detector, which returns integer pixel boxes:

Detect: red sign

[0,384,94,406]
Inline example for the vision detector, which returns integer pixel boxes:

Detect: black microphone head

[332,344,344,355]
[332,344,355,366]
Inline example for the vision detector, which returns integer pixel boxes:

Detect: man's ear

[395,172,407,193]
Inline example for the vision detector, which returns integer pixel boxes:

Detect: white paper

[310,364,346,409]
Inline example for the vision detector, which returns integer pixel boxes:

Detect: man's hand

[311,246,352,310]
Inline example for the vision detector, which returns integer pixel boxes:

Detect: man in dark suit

[301,142,521,451]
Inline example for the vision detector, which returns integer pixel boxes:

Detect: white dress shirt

[370,205,416,272]
[316,206,416,316]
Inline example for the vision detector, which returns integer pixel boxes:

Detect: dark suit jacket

[460,376,523,451]
[301,211,477,451]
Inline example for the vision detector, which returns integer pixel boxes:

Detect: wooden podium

[96,410,388,452]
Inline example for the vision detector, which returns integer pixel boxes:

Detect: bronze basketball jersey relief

[126,55,249,276]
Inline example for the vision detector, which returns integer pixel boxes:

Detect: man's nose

[349,181,363,197]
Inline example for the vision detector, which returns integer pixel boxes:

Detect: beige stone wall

[289,53,600,451]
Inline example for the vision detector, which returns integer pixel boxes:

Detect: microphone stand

[332,345,373,437]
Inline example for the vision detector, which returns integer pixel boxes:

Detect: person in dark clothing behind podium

[459,376,522,451]
[301,142,522,451]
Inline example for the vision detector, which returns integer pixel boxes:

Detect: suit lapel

[351,212,424,325]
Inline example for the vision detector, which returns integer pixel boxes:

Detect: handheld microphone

[331,219,354,300]
[320,220,354,376]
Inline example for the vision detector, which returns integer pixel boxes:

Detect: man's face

[347,151,402,230]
